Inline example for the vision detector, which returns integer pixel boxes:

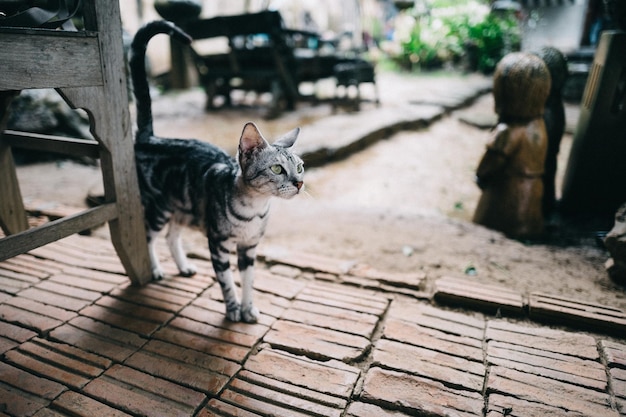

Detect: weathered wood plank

[0,204,117,262]
[0,31,102,91]
[3,130,99,159]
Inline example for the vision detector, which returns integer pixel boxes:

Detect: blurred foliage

[397,1,521,73]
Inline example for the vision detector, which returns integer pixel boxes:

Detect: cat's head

[238,122,304,199]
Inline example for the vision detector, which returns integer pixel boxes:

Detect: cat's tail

[129,20,192,143]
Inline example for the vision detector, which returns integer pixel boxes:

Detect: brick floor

[1,234,625,416]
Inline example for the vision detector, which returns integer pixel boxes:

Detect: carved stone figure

[473,52,551,240]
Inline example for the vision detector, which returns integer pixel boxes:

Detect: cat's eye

[297,163,304,174]
[270,164,283,174]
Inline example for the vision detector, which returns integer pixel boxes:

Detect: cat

[129,21,304,323]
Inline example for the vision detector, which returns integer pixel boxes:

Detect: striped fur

[130,21,304,323]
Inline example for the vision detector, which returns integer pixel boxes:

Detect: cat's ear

[239,122,269,154]
[273,127,300,149]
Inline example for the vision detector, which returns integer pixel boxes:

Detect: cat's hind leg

[166,221,197,277]
[147,229,166,280]
[209,239,241,322]
[237,244,259,323]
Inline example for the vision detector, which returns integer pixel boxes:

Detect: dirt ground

[13,83,626,313]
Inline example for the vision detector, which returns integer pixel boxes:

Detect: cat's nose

[294,181,303,190]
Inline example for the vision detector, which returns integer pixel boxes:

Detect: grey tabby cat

[130,21,304,323]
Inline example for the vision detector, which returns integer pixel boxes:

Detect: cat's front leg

[237,244,259,323]
[210,239,241,322]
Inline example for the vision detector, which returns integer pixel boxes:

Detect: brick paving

[1,233,625,416]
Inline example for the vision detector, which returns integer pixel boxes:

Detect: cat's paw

[225,305,241,322]
[179,263,197,277]
[241,305,259,323]
[152,267,165,281]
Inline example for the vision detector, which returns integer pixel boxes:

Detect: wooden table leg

[0,91,28,236]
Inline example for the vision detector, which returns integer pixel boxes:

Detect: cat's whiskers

[300,188,315,200]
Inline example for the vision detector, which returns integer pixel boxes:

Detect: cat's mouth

[278,182,304,199]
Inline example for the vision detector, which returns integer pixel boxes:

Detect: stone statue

[473,52,551,240]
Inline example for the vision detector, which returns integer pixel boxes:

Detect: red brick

[36,280,102,302]
[296,287,387,316]
[600,339,626,369]
[18,287,92,312]
[0,263,46,281]
[79,305,162,337]
[0,303,64,333]
[62,266,128,285]
[34,337,112,370]
[383,317,483,362]
[238,370,348,409]
[260,246,356,276]
[155,272,215,295]
[0,337,18,355]
[361,367,483,416]
[84,365,204,417]
[388,300,485,340]
[268,264,302,278]
[95,295,175,323]
[253,269,307,299]
[124,340,239,394]
[109,284,191,312]
[288,299,379,337]
[49,317,145,362]
[30,244,124,275]
[373,339,484,392]
[487,365,615,416]
[0,272,37,294]
[202,398,266,417]
[346,402,410,417]
[486,393,610,417]
[0,266,41,284]
[348,264,426,291]
[610,368,626,400]
[221,377,343,417]
[0,320,37,343]
[49,274,118,294]
[487,340,607,391]
[265,319,371,362]
[3,254,62,277]
[0,361,65,399]
[7,339,107,388]
[5,349,91,389]
[245,348,360,398]
[52,391,132,417]
[0,384,49,417]
[168,316,259,347]
[486,320,599,360]
[153,326,249,363]
[529,292,626,335]
[435,276,524,315]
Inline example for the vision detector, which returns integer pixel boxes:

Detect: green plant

[399,4,520,73]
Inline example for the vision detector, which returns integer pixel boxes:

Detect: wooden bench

[183,10,378,116]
